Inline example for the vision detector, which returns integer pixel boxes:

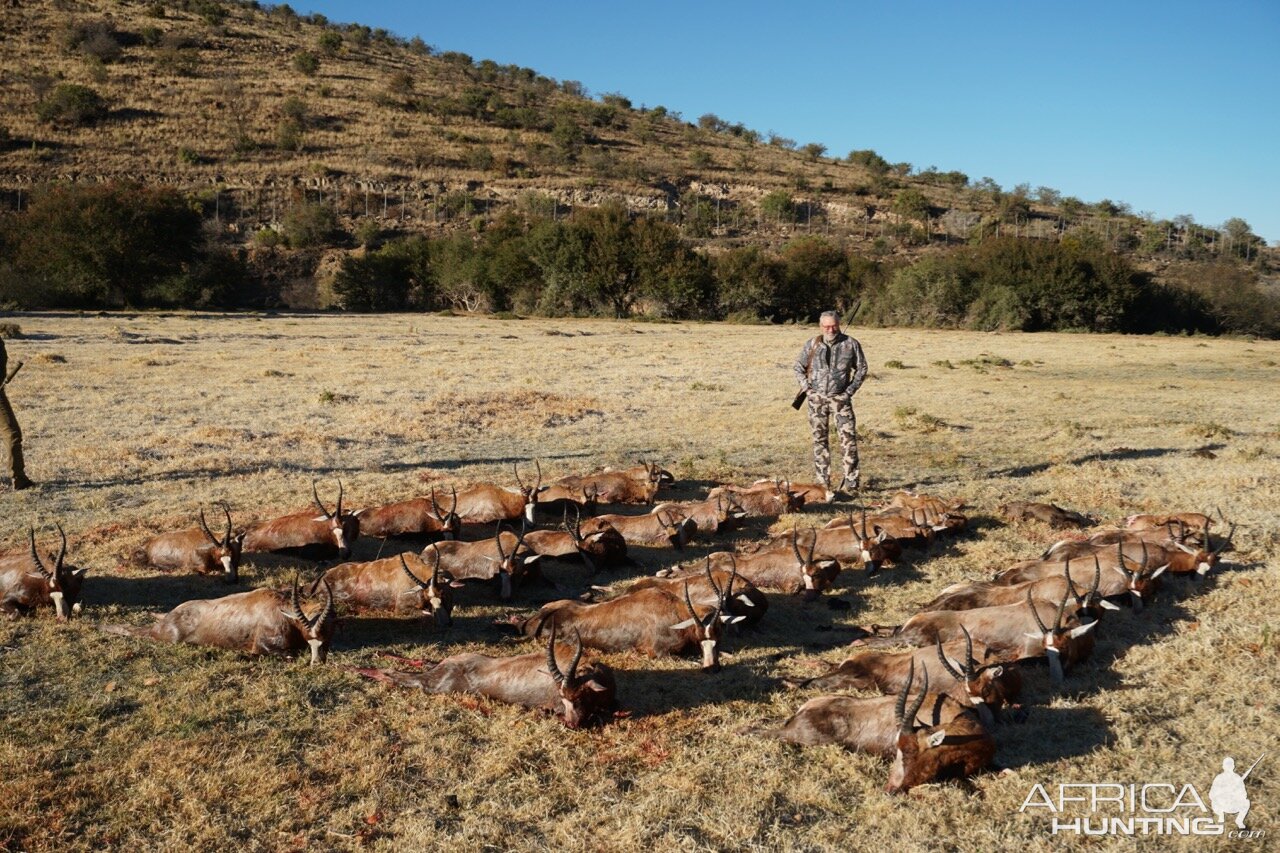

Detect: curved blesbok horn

[199,508,221,547]
[28,526,54,583]
[896,660,930,736]
[312,480,334,519]
[1027,586,1051,637]
[335,479,344,518]
[545,620,584,688]
[288,574,310,624]
[399,553,431,591]
[219,502,234,547]
[312,579,336,630]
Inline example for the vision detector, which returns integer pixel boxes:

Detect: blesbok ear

[522,554,543,565]
[1099,600,1122,611]
[988,666,1004,678]
[926,730,947,748]
[311,515,330,523]
[1150,564,1169,579]
[670,618,698,630]
[727,614,747,625]
[72,567,88,579]
[1068,621,1098,638]
[353,508,368,517]
[586,680,609,692]
[735,594,756,607]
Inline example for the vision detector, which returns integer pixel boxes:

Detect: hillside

[0,0,1276,320]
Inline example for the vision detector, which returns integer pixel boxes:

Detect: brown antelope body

[860,587,1097,685]
[101,579,336,664]
[1042,525,1234,578]
[452,463,546,525]
[615,564,769,627]
[998,501,1094,529]
[355,623,618,728]
[243,481,359,560]
[517,570,742,672]
[784,632,1021,727]
[0,527,86,620]
[522,512,628,572]
[429,525,541,600]
[678,531,840,595]
[551,467,661,505]
[827,510,933,548]
[580,510,696,549]
[707,481,805,517]
[353,487,460,542]
[750,662,996,794]
[653,493,748,536]
[133,505,244,583]
[921,556,1123,618]
[318,549,462,627]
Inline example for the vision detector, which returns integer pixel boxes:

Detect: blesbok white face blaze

[307,638,326,665]
[221,555,234,577]
[49,590,67,620]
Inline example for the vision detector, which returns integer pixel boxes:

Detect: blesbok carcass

[1,526,86,620]
[998,501,1094,529]
[429,523,542,600]
[782,480,834,506]
[888,492,966,526]
[533,482,599,520]
[317,548,463,627]
[819,508,904,565]
[782,629,1021,728]
[515,568,744,672]
[652,492,748,536]
[748,662,996,794]
[921,554,1123,619]
[131,504,244,583]
[1124,510,1216,544]
[352,486,460,542]
[101,576,337,664]
[521,510,628,573]
[995,541,1167,611]
[611,461,675,488]
[663,529,840,596]
[828,508,933,549]
[243,480,359,561]
[549,468,663,505]
[707,480,805,517]
[452,462,547,525]
[608,557,769,627]
[777,515,890,572]
[875,503,966,537]
[1043,523,1235,579]
[354,621,618,729]
[858,586,1097,686]
[579,508,696,550]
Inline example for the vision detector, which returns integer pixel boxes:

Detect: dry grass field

[0,312,1277,851]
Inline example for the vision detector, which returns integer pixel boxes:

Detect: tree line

[1,183,1275,337]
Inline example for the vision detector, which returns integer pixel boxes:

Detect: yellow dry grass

[1,313,1277,851]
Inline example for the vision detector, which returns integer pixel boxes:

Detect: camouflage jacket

[793,333,868,401]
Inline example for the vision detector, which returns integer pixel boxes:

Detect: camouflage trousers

[0,389,28,486]
[807,394,859,487]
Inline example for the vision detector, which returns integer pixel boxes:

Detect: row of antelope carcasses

[745,503,1235,792]
[1,472,1234,792]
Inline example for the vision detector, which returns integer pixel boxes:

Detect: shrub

[36,84,108,127]
[759,190,795,222]
[281,200,338,248]
[317,30,343,55]
[292,51,319,75]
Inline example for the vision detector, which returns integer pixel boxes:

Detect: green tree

[759,190,795,222]
[0,183,202,307]
[892,188,931,223]
[35,84,107,127]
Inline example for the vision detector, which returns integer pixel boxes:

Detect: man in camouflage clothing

[0,338,33,490]
[794,310,868,494]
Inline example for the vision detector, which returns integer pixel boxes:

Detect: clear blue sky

[296,0,1280,243]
